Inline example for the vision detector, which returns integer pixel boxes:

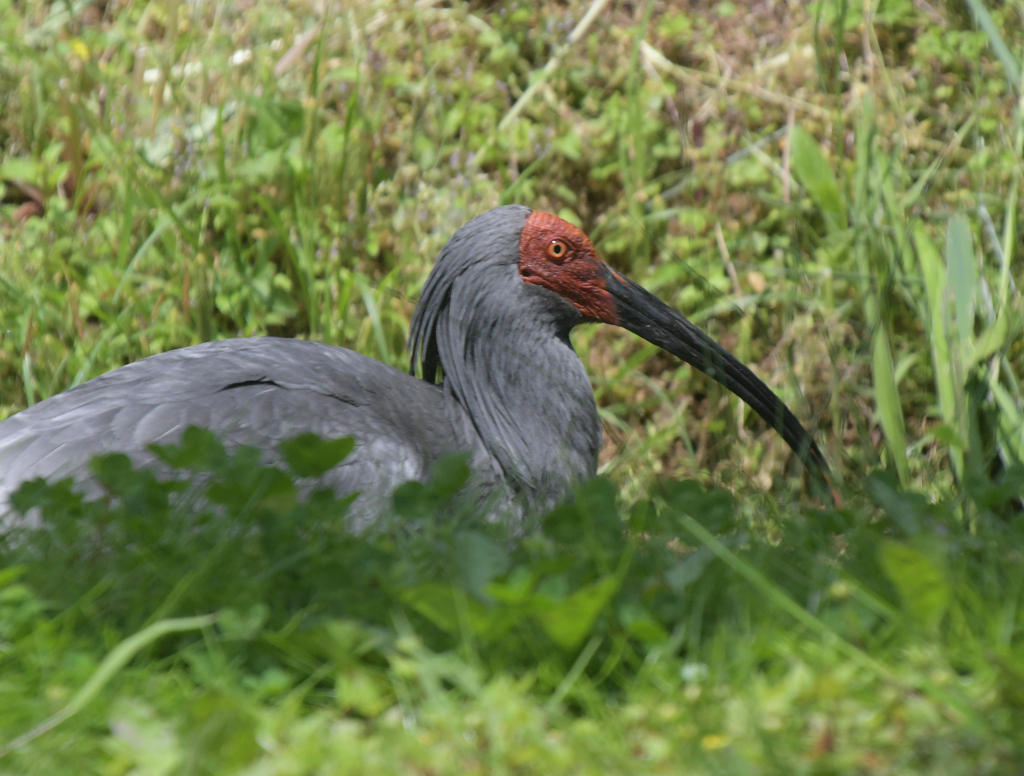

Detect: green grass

[1,0,1023,771]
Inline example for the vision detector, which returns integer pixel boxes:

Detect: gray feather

[0,338,491,529]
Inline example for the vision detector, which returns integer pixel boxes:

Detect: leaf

[878,539,949,632]
[486,567,536,604]
[962,0,1021,91]
[0,566,27,589]
[392,481,437,519]
[914,222,964,476]
[665,547,714,594]
[150,426,227,471]
[400,584,521,643]
[141,134,175,168]
[575,477,625,545]
[236,148,284,181]
[618,602,669,643]
[661,480,735,534]
[106,699,182,775]
[864,472,922,536]
[789,125,848,231]
[543,502,584,544]
[872,327,909,486]
[454,531,510,598]
[218,604,269,641]
[532,575,621,649]
[946,214,976,352]
[400,584,458,634]
[932,423,967,451]
[552,131,582,161]
[336,668,392,716]
[207,467,296,513]
[913,224,958,420]
[90,455,174,514]
[990,381,1024,465]
[279,434,354,478]
[430,453,470,499]
[0,157,43,186]
[970,309,1011,366]
[10,476,83,517]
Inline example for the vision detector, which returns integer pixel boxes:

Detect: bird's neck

[438,305,601,509]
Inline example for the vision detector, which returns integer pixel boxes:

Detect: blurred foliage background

[0,0,1023,772]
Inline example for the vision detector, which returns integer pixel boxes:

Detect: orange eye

[547,239,568,261]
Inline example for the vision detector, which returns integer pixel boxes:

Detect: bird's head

[517,210,617,324]
[410,206,829,475]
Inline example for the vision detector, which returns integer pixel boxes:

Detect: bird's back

[0,338,481,529]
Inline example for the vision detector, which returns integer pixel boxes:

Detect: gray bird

[0,206,827,527]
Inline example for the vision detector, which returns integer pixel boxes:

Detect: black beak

[603,270,829,475]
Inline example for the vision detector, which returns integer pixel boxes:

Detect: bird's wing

[0,338,467,527]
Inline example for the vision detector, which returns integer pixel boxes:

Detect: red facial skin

[518,211,619,324]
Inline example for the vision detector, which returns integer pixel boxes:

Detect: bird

[0,205,828,528]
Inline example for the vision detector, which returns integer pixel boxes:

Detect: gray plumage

[0,206,599,527]
[410,205,600,499]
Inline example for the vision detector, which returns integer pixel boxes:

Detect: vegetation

[0,0,1022,771]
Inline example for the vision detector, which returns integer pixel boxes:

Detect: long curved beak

[602,268,829,475]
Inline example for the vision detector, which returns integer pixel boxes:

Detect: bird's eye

[547,239,568,261]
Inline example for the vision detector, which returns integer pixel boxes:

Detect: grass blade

[962,0,1021,91]
[789,124,848,232]
[913,223,962,476]
[0,614,218,758]
[947,214,976,367]
[873,326,909,485]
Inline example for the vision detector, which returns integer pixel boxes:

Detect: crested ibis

[0,206,827,526]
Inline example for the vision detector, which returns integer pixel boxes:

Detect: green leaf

[150,426,227,471]
[400,584,457,634]
[618,602,669,643]
[430,453,470,499]
[486,567,536,605]
[990,380,1024,465]
[336,667,392,716]
[10,476,84,517]
[661,480,736,534]
[543,502,584,544]
[207,467,296,513]
[575,477,625,545]
[279,434,354,478]
[789,125,848,231]
[872,327,909,486]
[970,309,1011,366]
[0,157,43,186]
[946,214,976,352]
[218,604,269,641]
[932,423,967,451]
[552,132,582,161]
[454,531,510,598]
[532,575,621,649]
[392,481,437,519]
[914,222,963,476]
[141,133,175,167]
[913,223,957,417]
[236,148,283,181]
[865,473,922,535]
[878,539,949,632]
[401,584,522,643]
[962,0,1021,91]
[665,547,713,594]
